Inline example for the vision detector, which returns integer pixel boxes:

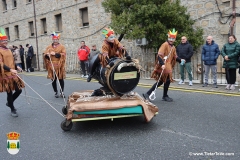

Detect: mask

[168,38,175,42]
[52,39,59,43]
[107,35,115,41]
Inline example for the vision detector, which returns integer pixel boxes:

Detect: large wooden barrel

[89,55,140,96]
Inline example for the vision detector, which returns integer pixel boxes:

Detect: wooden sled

[60,90,158,131]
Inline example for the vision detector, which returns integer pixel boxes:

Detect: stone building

[0,0,239,82]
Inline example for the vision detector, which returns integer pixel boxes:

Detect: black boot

[55,92,59,98]
[11,108,18,117]
[6,102,17,111]
[87,74,92,82]
[142,93,151,102]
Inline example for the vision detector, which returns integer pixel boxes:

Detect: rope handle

[149,46,173,101]
[149,91,156,100]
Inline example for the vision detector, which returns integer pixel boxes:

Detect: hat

[168,28,178,40]
[51,32,60,40]
[0,28,7,40]
[101,27,114,38]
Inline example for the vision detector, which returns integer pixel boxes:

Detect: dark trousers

[226,68,236,84]
[52,77,64,93]
[21,55,25,70]
[80,60,89,76]
[26,57,32,70]
[147,77,171,98]
[7,83,22,110]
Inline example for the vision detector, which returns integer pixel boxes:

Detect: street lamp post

[33,0,40,71]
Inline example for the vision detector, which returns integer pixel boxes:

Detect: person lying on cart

[87,27,131,82]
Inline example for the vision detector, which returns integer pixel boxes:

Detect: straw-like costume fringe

[44,44,66,79]
[151,42,177,83]
[0,47,25,92]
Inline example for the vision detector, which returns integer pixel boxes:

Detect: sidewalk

[139,78,240,95]
[23,71,240,95]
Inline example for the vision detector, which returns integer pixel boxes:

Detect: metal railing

[42,50,240,85]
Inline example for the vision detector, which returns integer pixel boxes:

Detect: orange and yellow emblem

[7,132,20,155]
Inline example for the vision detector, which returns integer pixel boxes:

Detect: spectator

[19,45,25,70]
[89,44,100,60]
[238,57,240,92]
[26,44,34,72]
[220,35,240,90]
[9,45,14,53]
[77,41,90,78]
[202,36,220,88]
[176,36,194,86]
[12,46,22,68]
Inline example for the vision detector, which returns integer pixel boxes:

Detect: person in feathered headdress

[143,28,184,102]
[86,27,131,82]
[100,27,131,66]
[0,28,24,117]
[43,32,66,98]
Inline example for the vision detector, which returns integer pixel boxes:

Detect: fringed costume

[143,29,181,102]
[44,43,66,80]
[0,47,25,92]
[151,41,177,83]
[43,32,66,98]
[0,28,24,117]
[100,38,125,67]
[87,27,130,83]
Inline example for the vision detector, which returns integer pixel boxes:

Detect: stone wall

[0,0,239,76]
[0,0,113,71]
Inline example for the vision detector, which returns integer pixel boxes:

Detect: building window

[5,27,10,40]
[14,25,19,39]
[80,8,89,27]
[26,0,32,3]
[2,0,7,11]
[55,14,62,31]
[13,0,17,8]
[29,21,34,36]
[41,18,47,34]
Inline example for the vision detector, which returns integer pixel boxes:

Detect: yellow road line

[22,73,240,97]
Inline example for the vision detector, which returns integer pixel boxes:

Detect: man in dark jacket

[176,36,194,86]
[26,44,34,72]
[201,36,220,88]
[89,44,100,60]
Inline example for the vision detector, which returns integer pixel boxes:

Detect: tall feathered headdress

[168,28,178,39]
[101,27,114,38]
[0,28,8,40]
[51,32,60,40]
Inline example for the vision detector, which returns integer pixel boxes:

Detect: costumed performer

[0,28,24,117]
[142,29,184,102]
[44,32,66,98]
[87,27,131,82]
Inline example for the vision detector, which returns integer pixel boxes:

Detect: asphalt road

[0,75,240,160]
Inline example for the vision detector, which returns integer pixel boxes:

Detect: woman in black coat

[19,45,25,70]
